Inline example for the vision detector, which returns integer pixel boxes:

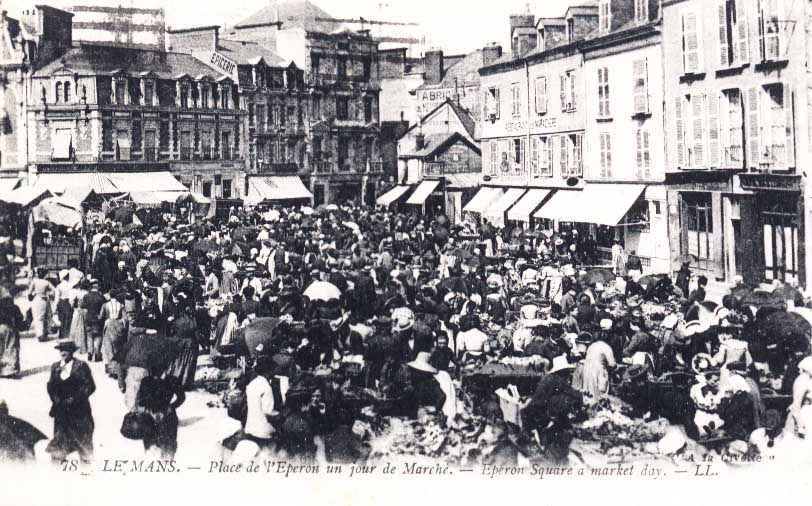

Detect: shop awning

[31,171,185,195]
[507,189,551,223]
[0,186,53,207]
[463,187,504,214]
[128,191,190,206]
[376,185,411,206]
[406,180,440,205]
[246,176,313,205]
[109,172,187,193]
[534,190,581,221]
[52,131,72,160]
[0,178,20,194]
[485,188,526,225]
[444,173,480,188]
[565,184,646,226]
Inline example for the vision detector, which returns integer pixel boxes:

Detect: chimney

[482,42,503,67]
[424,49,444,85]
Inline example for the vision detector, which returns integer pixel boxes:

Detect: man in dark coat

[82,280,107,362]
[46,340,96,464]
[93,240,116,293]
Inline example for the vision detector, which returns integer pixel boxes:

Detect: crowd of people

[0,202,811,466]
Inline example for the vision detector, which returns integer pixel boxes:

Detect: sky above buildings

[2,0,584,54]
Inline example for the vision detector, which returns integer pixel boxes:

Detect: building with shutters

[474,4,597,229]
[26,41,244,200]
[662,0,812,287]
[579,0,670,273]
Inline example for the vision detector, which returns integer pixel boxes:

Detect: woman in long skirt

[28,268,54,342]
[55,270,74,340]
[69,280,89,355]
[0,296,23,378]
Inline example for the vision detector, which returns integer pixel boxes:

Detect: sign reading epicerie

[194,51,239,82]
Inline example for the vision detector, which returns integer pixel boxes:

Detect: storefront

[463,187,504,223]
[244,175,314,206]
[732,174,805,286]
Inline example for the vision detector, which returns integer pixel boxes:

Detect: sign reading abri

[193,51,239,82]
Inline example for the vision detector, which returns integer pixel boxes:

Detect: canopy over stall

[245,176,313,206]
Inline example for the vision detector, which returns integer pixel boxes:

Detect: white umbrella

[263,210,281,222]
[343,221,360,233]
[301,206,314,216]
[303,281,342,301]
[326,204,339,211]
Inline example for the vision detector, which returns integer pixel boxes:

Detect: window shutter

[536,78,547,114]
[633,59,648,113]
[520,138,526,172]
[784,84,795,168]
[635,130,643,177]
[597,68,604,116]
[606,134,612,177]
[718,3,729,67]
[560,75,567,110]
[683,12,701,73]
[560,135,568,176]
[675,97,685,167]
[643,131,651,178]
[708,91,721,167]
[747,86,761,169]
[691,94,706,167]
[569,72,577,110]
[736,0,750,64]
[574,134,582,177]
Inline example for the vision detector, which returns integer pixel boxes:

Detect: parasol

[242,318,284,357]
[684,300,719,324]
[579,268,615,286]
[263,210,281,222]
[638,273,666,290]
[32,197,83,229]
[752,311,812,359]
[741,290,781,307]
[772,284,804,306]
[439,276,468,294]
[124,334,182,372]
[326,204,339,211]
[301,206,314,216]
[303,281,342,301]
[0,413,47,462]
[673,253,698,266]
[343,221,361,234]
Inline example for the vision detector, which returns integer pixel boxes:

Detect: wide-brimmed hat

[660,314,679,330]
[626,295,643,308]
[799,356,812,375]
[407,351,438,374]
[55,339,78,352]
[549,355,574,374]
[599,318,613,330]
[691,353,715,374]
[623,364,649,382]
[576,332,594,345]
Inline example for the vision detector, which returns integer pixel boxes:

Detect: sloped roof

[400,99,477,141]
[416,49,483,90]
[236,0,342,33]
[34,44,228,80]
[217,39,287,66]
[400,132,481,159]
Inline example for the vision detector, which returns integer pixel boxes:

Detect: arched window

[64,82,71,103]
[55,82,62,103]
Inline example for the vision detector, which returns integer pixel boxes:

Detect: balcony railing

[202,147,214,161]
[724,145,744,167]
[221,147,234,161]
[143,147,156,161]
[180,147,192,161]
[259,162,299,174]
[313,161,333,174]
[366,160,383,173]
[759,144,788,171]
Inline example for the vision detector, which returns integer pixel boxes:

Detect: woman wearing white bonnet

[786,356,812,439]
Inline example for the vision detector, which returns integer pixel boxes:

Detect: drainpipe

[525,58,531,230]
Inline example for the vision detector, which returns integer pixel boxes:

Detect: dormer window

[599,0,611,34]
[180,82,190,108]
[201,84,210,109]
[143,79,155,106]
[55,82,62,103]
[635,0,649,24]
[114,78,127,105]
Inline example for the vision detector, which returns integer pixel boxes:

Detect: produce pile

[573,396,670,458]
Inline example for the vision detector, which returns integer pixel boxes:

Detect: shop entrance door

[762,204,799,284]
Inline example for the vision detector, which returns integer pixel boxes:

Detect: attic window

[635,0,649,24]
